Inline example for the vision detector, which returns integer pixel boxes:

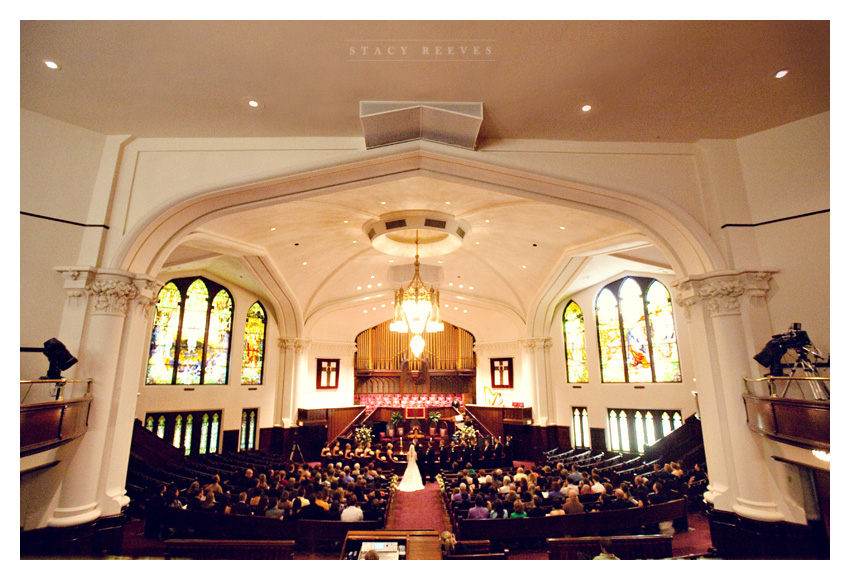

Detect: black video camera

[753,323,813,376]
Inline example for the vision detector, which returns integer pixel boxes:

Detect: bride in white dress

[397,442,424,492]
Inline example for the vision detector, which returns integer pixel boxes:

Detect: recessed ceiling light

[445,201,451,205]
[463,309,468,313]
[522,265,527,269]
[560,226,565,230]
[485,220,490,223]
[388,260,394,263]
[469,286,473,290]
[357,286,362,290]
[352,240,357,244]
[381,201,386,205]
[775,69,789,79]
[44,60,60,70]
[448,283,453,286]
[581,104,592,112]
[377,283,382,287]
[302,261,307,266]
[242,97,265,109]
[343,220,349,224]
[270,227,276,231]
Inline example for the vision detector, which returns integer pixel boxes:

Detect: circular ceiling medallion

[364,210,470,257]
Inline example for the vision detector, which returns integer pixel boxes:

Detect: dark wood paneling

[709,509,829,559]
[743,394,829,450]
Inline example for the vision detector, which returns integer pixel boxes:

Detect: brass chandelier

[389,233,443,357]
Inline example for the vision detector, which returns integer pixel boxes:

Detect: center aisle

[384,482,452,533]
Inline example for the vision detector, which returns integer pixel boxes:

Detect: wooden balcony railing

[742,376,830,451]
[20,379,93,457]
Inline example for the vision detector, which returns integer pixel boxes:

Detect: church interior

[19,19,830,561]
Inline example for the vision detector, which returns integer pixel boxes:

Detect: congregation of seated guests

[443,458,703,522]
[146,458,394,539]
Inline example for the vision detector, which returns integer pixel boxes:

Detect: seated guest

[466,495,490,519]
[452,484,470,502]
[440,531,468,557]
[563,489,585,514]
[287,497,303,520]
[341,497,363,522]
[526,495,546,517]
[227,492,252,516]
[363,498,384,521]
[298,494,327,519]
[489,499,509,519]
[547,497,566,516]
[648,481,670,504]
[265,499,286,519]
[603,488,634,510]
[510,498,527,518]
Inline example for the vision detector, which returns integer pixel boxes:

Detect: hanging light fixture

[390,231,443,357]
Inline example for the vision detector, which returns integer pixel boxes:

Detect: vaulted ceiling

[21,20,829,339]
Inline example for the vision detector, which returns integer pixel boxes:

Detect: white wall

[736,112,830,355]
[20,110,106,378]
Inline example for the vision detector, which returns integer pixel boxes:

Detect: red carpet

[385,482,451,534]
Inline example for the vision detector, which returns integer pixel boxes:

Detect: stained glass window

[635,411,646,453]
[573,407,590,448]
[248,411,256,450]
[595,277,681,383]
[145,277,234,385]
[608,410,620,451]
[146,283,182,384]
[172,415,183,448]
[156,415,166,439]
[199,414,209,454]
[646,281,682,382]
[563,301,589,383]
[210,413,220,454]
[240,411,248,451]
[184,414,193,455]
[145,416,154,431]
[608,408,682,452]
[597,289,625,382]
[241,302,266,384]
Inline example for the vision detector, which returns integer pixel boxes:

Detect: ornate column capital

[278,337,311,353]
[520,337,552,351]
[673,270,777,318]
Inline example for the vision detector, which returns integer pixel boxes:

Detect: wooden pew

[547,535,672,560]
[445,549,510,560]
[165,539,296,560]
[454,499,687,545]
[162,507,384,549]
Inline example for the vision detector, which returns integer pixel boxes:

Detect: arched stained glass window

[145,416,154,431]
[172,415,183,448]
[595,277,681,383]
[240,411,248,451]
[572,407,590,448]
[184,414,194,455]
[645,412,657,446]
[210,413,220,454]
[248,411,256,450]
[156,415,166,439]
[608,410,620,451]
[618,411,630,451]
[146,283,182,384]
[145,277,234,385]
[597,289,626,382]
[661,412,673,437]
[563,301,589,383]
[635,411,646,453]
[242,302,266,384]
[646,281,682,382]
[672,412,683,431]
[199,414,209,454]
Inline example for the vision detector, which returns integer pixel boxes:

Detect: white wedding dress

[397,443,425,492]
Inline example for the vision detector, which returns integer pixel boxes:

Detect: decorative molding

[278,337,311,353]
[473,340,520,354]
[520,337,552,351]
[87,278,139,315]
[673,270,777,319]
[309,340,357,357]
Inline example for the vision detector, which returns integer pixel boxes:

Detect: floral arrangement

[456,422,478,446]
[428,411,442,424]
[354,424,373,447]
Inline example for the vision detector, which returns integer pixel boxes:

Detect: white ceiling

[21,20,829,339]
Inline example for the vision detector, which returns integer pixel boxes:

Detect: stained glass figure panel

[597,289,626,382]
[241,302,266,385]
[172,415,183,448]
[146,283,182,384]
[199,414,209,454]
[619,278,653,383]
[176,279,209,384]
[646,281,682,382]
[184,414,193,455]
[210,413,220,454]
[564,301,589,383]
[203,289,233,385]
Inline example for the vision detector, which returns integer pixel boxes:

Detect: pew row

[165,539,296,560]
[163,507,383,550]
[454,499,687,545]
[547,535,672,560]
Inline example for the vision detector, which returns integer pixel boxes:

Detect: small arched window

[241,302,267,384]
[146,277,234,385]
[595,277,681,383]
[563,301,588,383]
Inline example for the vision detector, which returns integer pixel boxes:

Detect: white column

[520,338,552,426]
[277,338,310,427]
[48,268,151,526]
[675,270,783,522]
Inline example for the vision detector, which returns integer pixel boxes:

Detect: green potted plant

[388,411,403,438]
[391,411,404,437]
[427,411,442,436]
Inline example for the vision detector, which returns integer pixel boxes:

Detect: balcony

[742,376,829,451]
[20,379,93,457]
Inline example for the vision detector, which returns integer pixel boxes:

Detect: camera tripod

[289,440,304,463]
[779,345,829,400]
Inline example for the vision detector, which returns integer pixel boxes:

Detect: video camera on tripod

[753,323,825,377]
